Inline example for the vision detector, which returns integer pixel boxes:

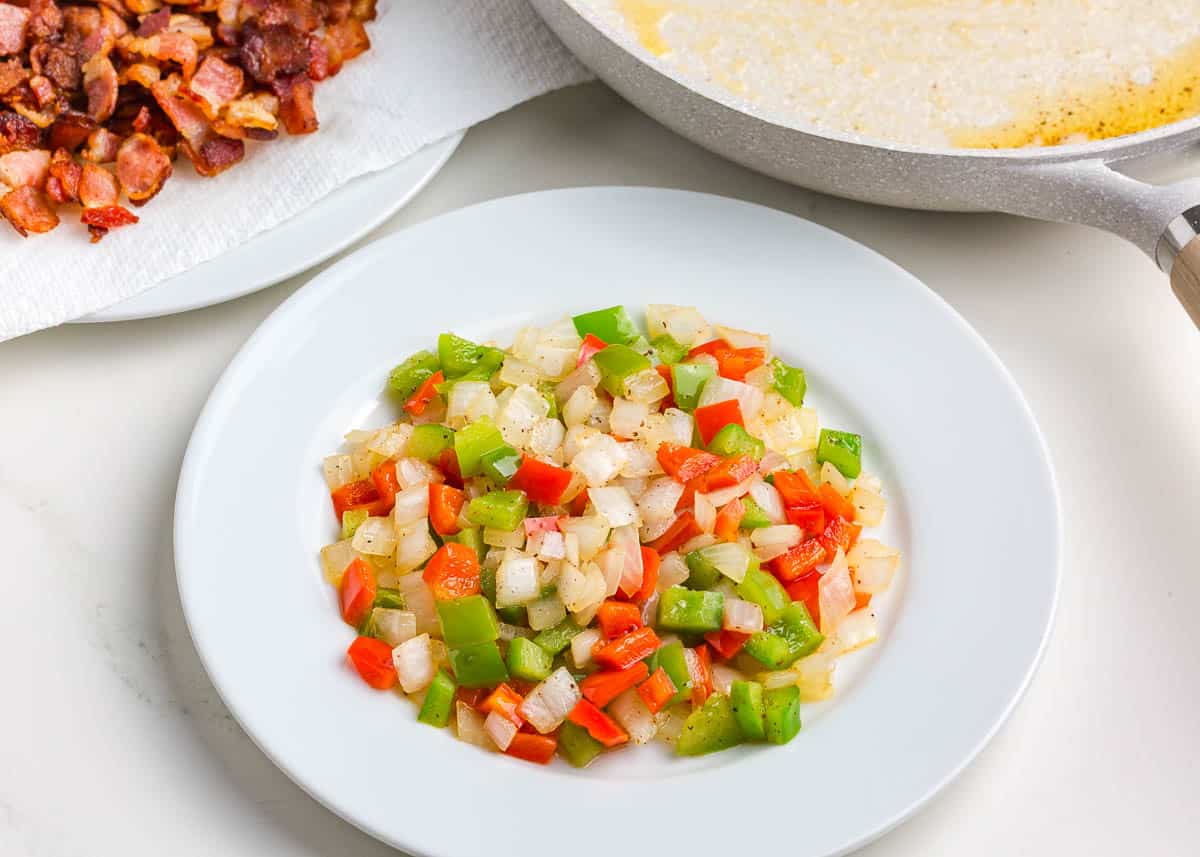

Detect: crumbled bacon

[1,184,58,235]
[325,19,368,63]
[27,0,65,44]
[0,110,41,154]
[240,22,310,84]
[47,111,97,151]
[185,55,243,118]
[83,53,118,122]
[81,126,122,162]
[0,4,31,58]
[116,131,171,203]
[273,72,316,135]
[81,202,137,241]
[0,58,28,96]
[137,7,171,38]
[46,147,80,202]
[0,147,51,187]
[78,161,118,207]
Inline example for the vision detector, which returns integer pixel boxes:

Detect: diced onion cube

[698,376,763,420]
[657,551,690,590]
[588,485,639,527]
[710,663,744,696]
[610,397,650,438]
[499,356,541,387]
[694,493,717,533]
[818,548,856,634]
[485,710,519,750]
[456,701,493,749]
[832,608,878,654]
[750,525,802,552]
[322,454,354,490]
[821,461,851,496]
[392,633,435,693]
[696,541,755,583]
[447,381,496,423]
[570,627,603,669]
[320,539,357,585]
[527,595,567,630]
[645,304,711,347]
[496,555,540,607]
[395,519,437,572]
[371,608,417,646]
[518,667,581,733]
[850,484,886,526]
[623,368,670,404]
[392,485,429,527]
[748,480,786,524]
[559,516,611,562]
[571,434,627,487]
[608,688,657,744]
[396,574,438,635]
[396,457,443,489]
[352,516,397,556]
[847,539,901,594]
[722,597,764,633]
[529,417,566,458]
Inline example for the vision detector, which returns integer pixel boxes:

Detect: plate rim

[174,186,1061,857]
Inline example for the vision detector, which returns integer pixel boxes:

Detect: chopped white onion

[704,475,756,507]
[320,539,357,585]
[645,304,711,347]
[396,573,439,635]
[657,551,690,590]
[715,324,770,351]
[484,710,519,750]
[794,651,836,702]
[352,516,397,556]
[447,381,495,424]
[743,364,774,390]
[635,408,693,449]
[694,542,754,583]
[559,516,610,562]
[722,597,765,633]
[589,485,639,527]
[322,454,354,490]
[609,524,644,596]
[610,397,650,438]
[640,591,660,626]
[536,530,567,560]
[640,515,675,543]
[563,532,581,567]
[711,663,744,696]
[570,627,603,669]
[511,326,541,361]
[370,608,417,646]
[818,548,856,634]
[679,533,718,555]
[562,386,598,429]
[570,434,627,487]
[638,477,685,523]
[654,707,690,746]
[832,608,878,654]
[623,368,670,404]
[757,450,789,476]
[555,361,602,403]
[528,417,566,458]
[850,484,886,527]
[395,520,437,572]
[846,539,901,594]
[498,622,533,642]
[395,457,444,489]
[759,666,803,690]
[499,356,541,387]
[608,688,657,744]
[496,555,540,607]
[483,526,526,549]
[697,378,763,420]
[596,547,623,597]
[518,667,581,733]
[392,485,429,527]
[821,461,851,496]
[748,479,787,524]
[619,442,660,478]
[750,525,802,552]
[526,594,567,630]
[533,343,576,379]
[392,633,435,693]
[455,701,493,749]
[693,492,717,533]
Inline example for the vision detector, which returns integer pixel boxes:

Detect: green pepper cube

[651,334,688,365]
[571,305,640,345]
[708,424,766,461]
[770,358,807,407]
[448,641,509,688]
[447,526,485,561]
[591,344,652,397]
[744,603,824,669]
[816,428,863,479]
[497,605,527,625]
[558,720,605,767]
[764,685,801,745]
[407,424,455,462]
[736,566,791,625]
[466,490,528,531]
[453,418,506,477]
[683,548,723,591]
[340,507,369,540]
[676,693,745,756]
[657,586,725,633]
[436,595,500,648]
[730,680,767,741]
[739,496,773,530]
[532,618,583,655]
[417,670,457,728]
[387,350,440,399]
[538,382,559,419]
[479,565,497,602]
[438,332,504,379]
[507,636,554,682]
[480,445,522,485]
[670,362,715,412]
[373,588,406,610]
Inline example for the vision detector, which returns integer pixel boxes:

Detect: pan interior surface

[572,0,1200,154]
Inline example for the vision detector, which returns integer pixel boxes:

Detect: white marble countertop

[2,83,1198,856]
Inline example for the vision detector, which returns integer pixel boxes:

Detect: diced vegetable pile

[320,305,901,765]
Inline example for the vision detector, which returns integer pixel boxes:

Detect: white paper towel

[0,0,591,341]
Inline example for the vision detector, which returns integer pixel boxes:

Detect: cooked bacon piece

[151,74,208,140]
[136,7,170,37]
[0,58,28,96]
[349,0,376,22]
[83,53,118,122]
[47,111,97,151]
[28,0,65,43]
[81,126,122,162]
[167,14,214,50]
[325,18,367,62]
[120,61,161,89]
[246,0,322,32]
[273,72,316,134]
[81,203,137,241]
[183,132,242,176]
[62,7,102,58]
[323,0,352,24]
[0,110,41,154]
[128,0,165,16]
[185,55,243,118]
[1,185,58,235]
[29,74,56,109]
[131,105,150,132]
[46,147,81,202]
[0,4,31,58]
[0,148,51,188]
[78,161,119,206]
[239,21,310,84]
[223,91,277,129]
[115,131,171,203]
[124,31,199,80]
[32,43,81,91]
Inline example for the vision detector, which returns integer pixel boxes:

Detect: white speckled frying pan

[530,0,1200,326]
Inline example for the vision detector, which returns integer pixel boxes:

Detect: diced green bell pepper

[480,445,522,484]
[448,641,509,688]
[816,428,863,479]
[479,567,526,622]
[374,589,406,610]
[538,382,559,419]
[739,496,773,530]
[670,362,715,412]
[437,333,505,379]
[676,694,744,756]
[454,418,506,477]
[558,720,605,767]
[736,566,791,625]
[654,642,694,706]
[532,619,583,655]
[497,604,527,625]
[743,602,824,669]
[507,636,554,682]
[708,424,766,460]
[651,334,688,365]
[730,680,767,741]
[436,595,500,648]
[466,490,528,531]
[764,685,801,744]
[591,344,652,397]
[387,350,440,399]
[571,305,640,345]
[770,358,807,407]
[340,507,369,539]
[657,586,725,633]
[447,526,485,561]
[407,424,455,461]
[683,548,722,590]
[418,670,457,728]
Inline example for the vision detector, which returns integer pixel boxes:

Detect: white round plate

[78,135,462,323]
[175,188,1059,857]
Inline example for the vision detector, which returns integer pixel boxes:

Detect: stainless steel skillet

[529,0,1200,326]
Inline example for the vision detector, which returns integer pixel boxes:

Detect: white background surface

[1,83,1198,856]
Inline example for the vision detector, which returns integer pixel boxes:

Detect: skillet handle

[1160,211,1200,327]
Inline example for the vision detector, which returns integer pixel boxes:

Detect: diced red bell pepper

[685,644,713,706]
[656,443,722,483]
[818,482,857,522]
[704,629,750,660]
[422,542,481,600]
[701,454,758,491]
[713,497,744,542]
[569,489,589,517]
[770,538,826,582]
[481,683,525,726]
[436,447,464,488]
[635,546,660,602]
[577,333,608,367]
[593,626,662,670]
[508,455,573,505]
[404,370,444,416]
[687,339,730,359]
[330,478,389,521]
[713,347,766,381]
[568,699,629,748]
[370,459,401,508]
[784,571,821,628]
[579,662,649,708]
[596,600,643,639]
[648,510,702,554]
[654,364,676,409]
[346,636,397,689]
[505,732,557,764]
[428,483,465,536]
[784,499,826,535]
[772,470,820,507]
[694,399,745,445]
[637,667,677,714]
[818,516,862,561]
[456,686,488,708]
[339,557,376,627]
[855,591,872,610]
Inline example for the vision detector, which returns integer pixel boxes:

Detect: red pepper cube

[596,600,644,639]
[593,626,662,671]
[637,667,677,714]
[346,636,397,689]
[508,455,574,505]
[694,399,745,446]
[579,663,649,708]
[339,557,376,627]
[505,733,557,764]
[568,699,629,747]
[656,443,722,483]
